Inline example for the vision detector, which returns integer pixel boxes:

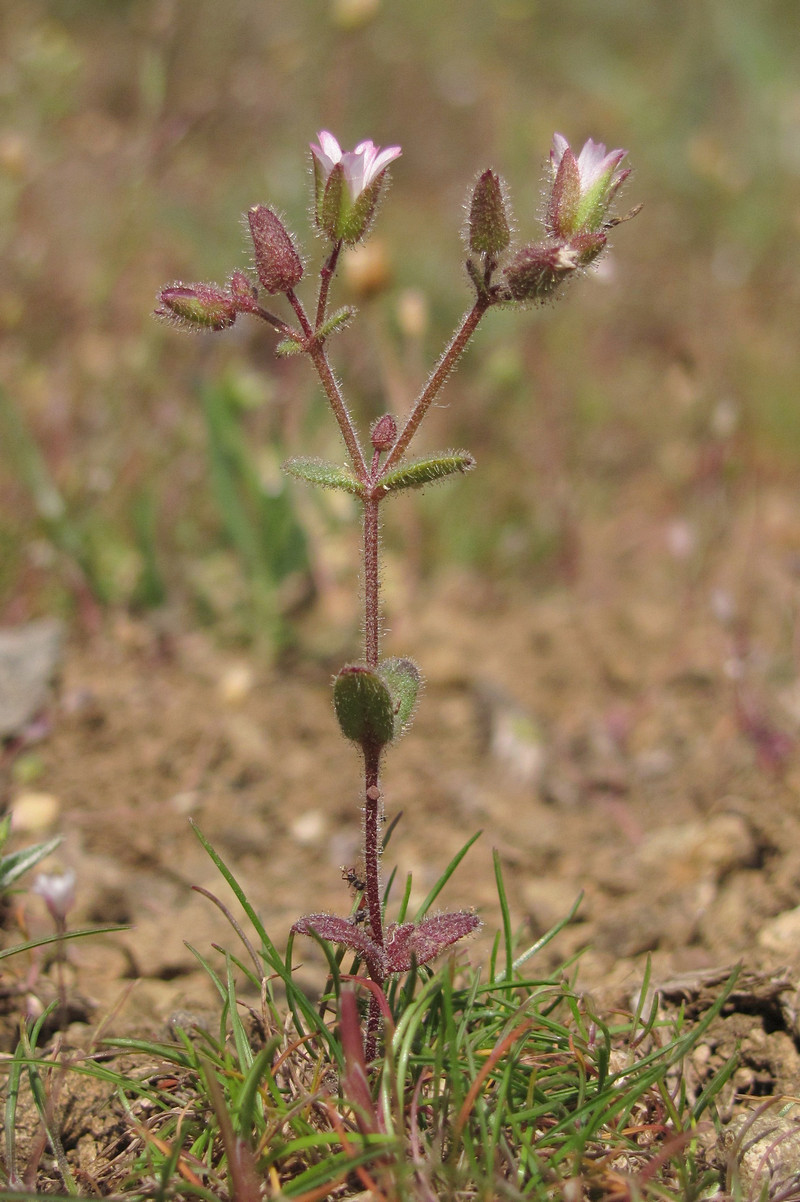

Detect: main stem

[363,493,385,1062]
[362,495,384,947]
[302,273,489,1060]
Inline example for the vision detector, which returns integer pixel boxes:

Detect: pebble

[10,790,60,833]
[289,809,327,845]
[635,813,756,886]
[217,663,255,705]
[721,1106,800,1193]
[520,876,588,935]
[757,906,800,960]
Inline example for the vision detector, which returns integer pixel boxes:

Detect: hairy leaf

[385,911,480,973]
[378,451,476,495]
[334,665,395,749]
[283,457,364,496]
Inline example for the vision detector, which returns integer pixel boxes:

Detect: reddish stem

[380,297,490,474]
[363,748,384,954]
[254,306,300,340]
[316,241,342,329]
[286,288,368,479]
[363,761,384,1066]
[363,497,380,668]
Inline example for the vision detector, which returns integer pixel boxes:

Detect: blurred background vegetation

[1,0,798,649]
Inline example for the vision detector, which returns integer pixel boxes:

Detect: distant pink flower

[33,868,76,922]
[547,134,630,237]
[310,131,401,244]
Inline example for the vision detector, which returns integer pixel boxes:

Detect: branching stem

[287,287,369,479]
[380,296,490,473]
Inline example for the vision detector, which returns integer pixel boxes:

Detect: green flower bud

[468,169,511,256]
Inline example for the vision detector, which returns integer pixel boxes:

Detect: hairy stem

[316,241,342,330]
[309,343,368,477]
[254,306,301,341]
[289,288,368,478]
[363,751,384,1063]
[363,749,384,953]
[363,496,380,669]
[380,297,490,474]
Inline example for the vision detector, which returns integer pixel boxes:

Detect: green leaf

[317,306,355,341]
[275,337,304,357]
[378,451,476,495]
[333,665,394,749]
[282,457,364,496]
[379,656,421,739]
[0,835,62,891]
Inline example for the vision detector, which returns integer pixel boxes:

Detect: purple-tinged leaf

[292,912,384,976]
[339,990,382,1134]
[385,911,480,973]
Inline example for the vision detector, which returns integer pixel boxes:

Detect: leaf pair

[333,658,421,751]
[283,451,475,499]
[291,910,480,979]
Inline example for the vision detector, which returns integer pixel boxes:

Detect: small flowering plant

[157,131,637,1059]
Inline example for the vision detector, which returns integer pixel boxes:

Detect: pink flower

[547,134,629,238]
[33,868,76,922]
[310,131,401,244]
[311,131,401,199]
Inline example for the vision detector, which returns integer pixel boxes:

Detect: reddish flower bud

[370,413,397,452]
[228,269,259,311]
[155,283,238,331]
[503,242,580,303]
[468,169,511,256]
[247,206,304,294]
[569,230,607,267]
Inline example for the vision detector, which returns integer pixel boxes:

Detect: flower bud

[228,270,259,311]
[155,283,238,331]
[468,169,511,256]
[503,242,580,303]
[568,230,607,267]
[248,206,303,294]
[310,131,401,245]
[370,413,397,452]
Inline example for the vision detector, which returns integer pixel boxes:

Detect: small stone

[521,876,587,935]
[758,906,800,960]
[636,813,756,887]
[289,810,326,845]
[721,1106,800,1194]
[218,663,255,704]
[474,682,546,788]
[10,790,60,833]
[0,618,63,737]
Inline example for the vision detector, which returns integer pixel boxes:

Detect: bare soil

[6,470,800,1186]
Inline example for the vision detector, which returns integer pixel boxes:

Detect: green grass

[0,829,738,1201]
